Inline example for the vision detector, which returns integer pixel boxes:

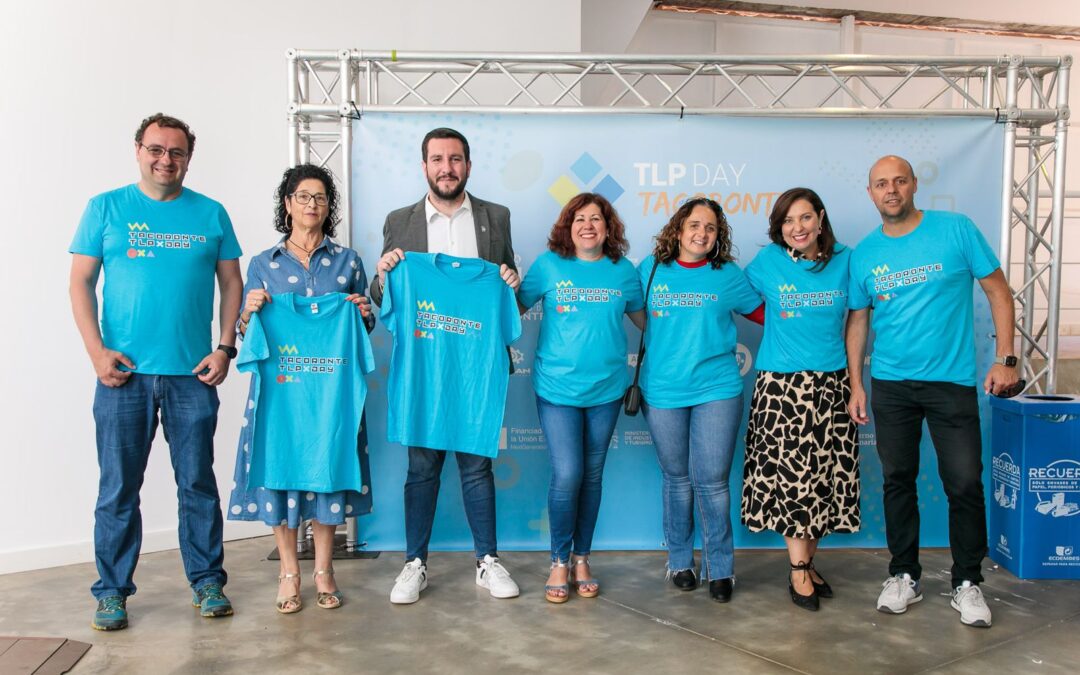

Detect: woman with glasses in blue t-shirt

[638,197,762,603]
[741,187,860,612]
[227,164,374,614]
[517,193,645,603]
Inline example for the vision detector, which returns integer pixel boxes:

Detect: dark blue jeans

[643,396,743,581]
[536,396,621,563]
[871,378,987,587]
[404,447,497,562]
[91,374,226,599]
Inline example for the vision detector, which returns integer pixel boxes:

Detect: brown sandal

[275,572,302,614]
[314,569,343,609]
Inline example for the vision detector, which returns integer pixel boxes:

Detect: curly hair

[547,192,629,262]
[767,187,837,271]
[273,164,340,238]
[652,197,735,269]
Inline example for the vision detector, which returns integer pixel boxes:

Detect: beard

[428,173,467,201]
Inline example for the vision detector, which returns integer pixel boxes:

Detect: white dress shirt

[425,193,479,257]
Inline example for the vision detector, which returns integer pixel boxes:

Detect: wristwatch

[217,344,238,359]
[994,355,1018,367]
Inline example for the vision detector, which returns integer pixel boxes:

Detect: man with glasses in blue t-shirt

[69,113,244,631]
[847,155,1019,629]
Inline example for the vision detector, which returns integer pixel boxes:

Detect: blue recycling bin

[988,394,1080,579]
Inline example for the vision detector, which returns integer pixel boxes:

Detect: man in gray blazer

[372,127,521,605]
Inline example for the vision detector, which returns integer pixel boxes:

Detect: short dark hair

[422,127,470,162]
[767,187,837,271]
[135,113,196,154]
[652,197,735,269]
[547,193,629,262]
[273,164,341,238]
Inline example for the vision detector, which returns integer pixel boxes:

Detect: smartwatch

[217,344,238,359]
[994,355,1018,368]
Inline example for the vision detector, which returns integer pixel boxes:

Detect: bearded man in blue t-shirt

[847,155,1019,628]
[370,127,523,605]
[69,114,244,630]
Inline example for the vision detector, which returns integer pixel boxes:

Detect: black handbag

[624,260,659,416]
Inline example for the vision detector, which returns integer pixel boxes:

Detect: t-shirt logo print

[414,300,483,340]
[274,343,349,383]
[554,280,578,314]
[778,283,800,319]
[126,221,208,259]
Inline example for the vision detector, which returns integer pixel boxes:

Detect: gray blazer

[370,192,516,306]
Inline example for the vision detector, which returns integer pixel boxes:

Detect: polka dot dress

[227,237,374,527]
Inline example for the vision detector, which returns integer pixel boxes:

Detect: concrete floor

[2,538,1078,674]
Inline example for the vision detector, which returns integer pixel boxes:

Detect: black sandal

[789,561,819,612]
[808,557,833,598]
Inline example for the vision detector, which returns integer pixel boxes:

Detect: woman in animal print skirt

[741,187,860,612]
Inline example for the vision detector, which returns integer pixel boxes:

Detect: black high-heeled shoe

[808,558,833,598]
[789,561,819,611]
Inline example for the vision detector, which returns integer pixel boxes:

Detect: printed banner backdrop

[351,113,1004,553]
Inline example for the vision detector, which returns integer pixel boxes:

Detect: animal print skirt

[741,369,860,539]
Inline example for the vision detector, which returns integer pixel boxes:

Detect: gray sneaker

[951,581,992,627]
[876,573,922,614]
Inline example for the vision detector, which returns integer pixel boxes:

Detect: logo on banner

[126,221,207,259]
[736,343,753,376]
[997,534,1011,558]
[548,151,625,207]
[1049,545,1080,564]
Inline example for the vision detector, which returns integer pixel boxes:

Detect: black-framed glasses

[290,192,328,206]
[139,143,189,160]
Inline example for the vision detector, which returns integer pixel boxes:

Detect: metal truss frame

[286,50,1071,393]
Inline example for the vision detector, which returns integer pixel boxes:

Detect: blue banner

[352,113,1004,552]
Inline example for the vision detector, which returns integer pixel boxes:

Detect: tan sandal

[544,560,570,604]
[313,569,343,609]
[275,572,302,614]
[571,557,600,598]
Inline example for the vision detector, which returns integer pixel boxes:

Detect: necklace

[286,237,319,263]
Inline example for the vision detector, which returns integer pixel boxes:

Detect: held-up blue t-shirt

[745,243,851,373]
[382,253,522,457]
[638,256,761,408]
[849,210,999,385]
[518,251,644,407]
[69,184,242,375]
[238,293,374,493]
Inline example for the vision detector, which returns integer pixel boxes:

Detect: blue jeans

[643,395,743,581]
[91,374,226,599]
[404,447,497,562]
[536,396,621,562]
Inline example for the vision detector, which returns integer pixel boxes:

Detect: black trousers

[870,379,988,587]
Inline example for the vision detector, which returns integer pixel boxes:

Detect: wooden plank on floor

[34,640,92,675]
[0,638,64,674]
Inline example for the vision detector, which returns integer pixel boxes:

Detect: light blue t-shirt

[518,251,644,407]
[745,243,851,373]
[638,256,761,408]
[849,210,999,385]
[238,293,374,493]
[69,184,242,375]
[382,253,522,457]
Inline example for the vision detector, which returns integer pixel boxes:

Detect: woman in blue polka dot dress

[228,164,375,613]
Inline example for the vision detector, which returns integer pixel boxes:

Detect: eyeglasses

[290,192,329,206]
[139,143,189,160]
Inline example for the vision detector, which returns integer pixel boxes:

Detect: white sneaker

[952,581,992,627]
[476,555,520,599]
[390,558,427,604]
[876,573,922,614]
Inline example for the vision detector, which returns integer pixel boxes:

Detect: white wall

[0,0,581,575]
[2,0,1076,575]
